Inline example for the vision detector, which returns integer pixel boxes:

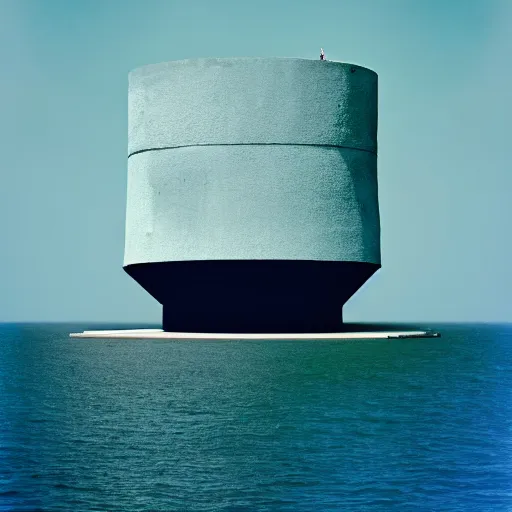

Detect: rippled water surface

[1,323,511,511]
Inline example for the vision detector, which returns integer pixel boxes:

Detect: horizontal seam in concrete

[128,143,376,159]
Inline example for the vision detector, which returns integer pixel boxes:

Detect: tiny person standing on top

[320,48,325,60]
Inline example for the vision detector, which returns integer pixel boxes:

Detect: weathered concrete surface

[128,58,377,155]
[124,145,379,266]
[125,58,380,267]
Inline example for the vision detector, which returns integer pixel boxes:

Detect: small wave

[0,490,19,497]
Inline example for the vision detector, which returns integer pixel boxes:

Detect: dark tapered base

[124,260,380,333]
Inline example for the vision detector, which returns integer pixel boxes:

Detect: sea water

[1,323,511,511]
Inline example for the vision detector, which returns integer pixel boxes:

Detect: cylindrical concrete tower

[125,58,380,333]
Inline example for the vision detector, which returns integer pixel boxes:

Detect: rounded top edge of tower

[128,57,377,78]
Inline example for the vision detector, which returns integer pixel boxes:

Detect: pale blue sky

[0,0,510,323]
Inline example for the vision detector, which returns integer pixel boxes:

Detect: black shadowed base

[124,260,380,333]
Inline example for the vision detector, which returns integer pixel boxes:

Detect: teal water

[1,324,511,511]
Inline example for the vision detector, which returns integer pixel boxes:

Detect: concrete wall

[125,58,380,267]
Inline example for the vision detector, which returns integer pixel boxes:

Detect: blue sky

[0,0,510,323]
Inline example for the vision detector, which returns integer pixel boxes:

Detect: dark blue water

[1,324,511,511]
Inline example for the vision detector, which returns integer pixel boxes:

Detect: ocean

[1,323,511,511]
